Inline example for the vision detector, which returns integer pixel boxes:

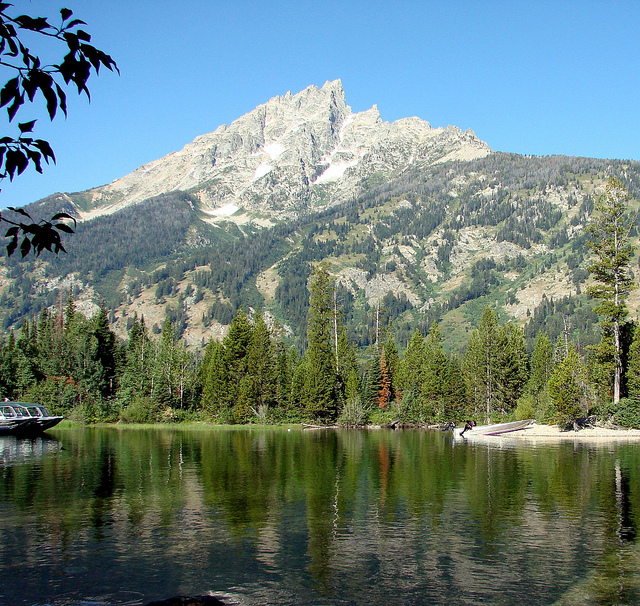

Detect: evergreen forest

[2,156,640,428]
[2,255,640,429]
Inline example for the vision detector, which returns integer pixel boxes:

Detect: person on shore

[460,420,474,436]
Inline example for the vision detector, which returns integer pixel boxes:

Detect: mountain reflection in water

[1,427,640,606]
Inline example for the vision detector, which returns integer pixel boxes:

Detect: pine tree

[118,313,153,403]
[200,339,231,414]
[0,333,15,398]
[627,324,640,404]
[336,330,358,402]
[396,329,424,398]
[301,264,338,421]
[344,367,361,404]
[383,334,399,402]
[153,318,177,407]
[378,350,391,409]
[527,332,553,398]
[274,341,294,412]
[586,177,636,404]
[11,321,39,399]
[222,309,253,405]
[244,310,277,410]
[422,322,467,422]
[462,308,501,421]
[548,345,591,425]
[364,346,382,409]
[495,322,529,413]
[173,341,198,410]
[462,309,529,421]
[89,303,118,399]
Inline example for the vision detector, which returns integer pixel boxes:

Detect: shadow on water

[2,426,640,605]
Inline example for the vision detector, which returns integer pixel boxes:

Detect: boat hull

[0,418,39,434]
[0,402,63,434]
[455,420,533,438]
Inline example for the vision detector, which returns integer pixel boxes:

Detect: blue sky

[2,0,640,208]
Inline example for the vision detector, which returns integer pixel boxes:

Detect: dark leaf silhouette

[0,3,117,256]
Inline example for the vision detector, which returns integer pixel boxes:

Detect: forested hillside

[1,261,639,430]
[2,153,639,356]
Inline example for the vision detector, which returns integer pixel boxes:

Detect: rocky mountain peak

[70,81,492,223]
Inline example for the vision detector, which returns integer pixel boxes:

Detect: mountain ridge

[56,79,491,224]
[2,82,639,353]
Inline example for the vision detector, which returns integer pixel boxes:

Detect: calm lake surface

[2,426,640,606]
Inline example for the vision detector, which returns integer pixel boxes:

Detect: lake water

[2,426,640,606]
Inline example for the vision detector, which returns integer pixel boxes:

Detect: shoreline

[488,422,640,441]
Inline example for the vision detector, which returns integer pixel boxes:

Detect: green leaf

[60,8,73,21]
[6,236,18,257]
[54,223,74,234]
[19,236,31,257]
[18,120,36,133]
[50,212,76,224]
[14,15,51,32]
[7,206,33,220]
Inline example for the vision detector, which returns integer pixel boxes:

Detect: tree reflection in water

[1,427,640,606]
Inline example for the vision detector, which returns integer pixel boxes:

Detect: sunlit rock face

[71,79,491,222]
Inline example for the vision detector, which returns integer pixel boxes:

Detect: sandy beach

[501,422,640,441]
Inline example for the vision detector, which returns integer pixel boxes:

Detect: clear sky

[2,0,640,208]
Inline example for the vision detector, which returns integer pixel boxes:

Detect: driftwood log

[563,415,597,432]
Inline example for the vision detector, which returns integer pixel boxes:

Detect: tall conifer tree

[528,332,553,397]
[118,313,153,403]
[422,322,467,421]
[462,308,501,421]
[302,264,338,421]
[396,329,424,398]
[495,322,529,412]
[586,177,636,404]
[200,339,231,413]
[548,345,590,424]
[223,309,253,405]
[244,310,277,410]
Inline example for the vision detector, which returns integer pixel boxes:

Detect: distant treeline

[1,264,639,428]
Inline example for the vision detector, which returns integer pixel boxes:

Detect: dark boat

[0,402,63,433]
[0,403,39,434]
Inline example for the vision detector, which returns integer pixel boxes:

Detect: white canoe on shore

[455,419,534,438]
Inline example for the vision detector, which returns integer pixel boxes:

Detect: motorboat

[17,403,64,431]
[455,419,534,438]
[0,402,63,433]
[0,403,40,433]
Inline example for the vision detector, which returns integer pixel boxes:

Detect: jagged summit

[67,80,492,223]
